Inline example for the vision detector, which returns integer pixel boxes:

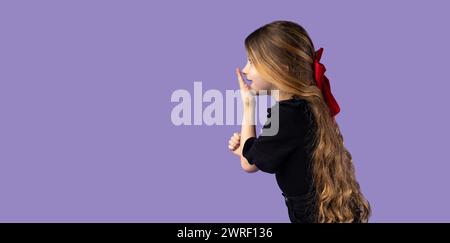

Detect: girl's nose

[242,67,248,75]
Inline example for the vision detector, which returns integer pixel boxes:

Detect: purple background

[1,0,449,222]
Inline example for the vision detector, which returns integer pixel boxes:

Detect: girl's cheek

[251,78,272,91]
[249,77,258,90]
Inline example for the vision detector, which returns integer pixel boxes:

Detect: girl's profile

[228,20,371,223]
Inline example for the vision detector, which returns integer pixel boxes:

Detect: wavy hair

[244,20,371,222]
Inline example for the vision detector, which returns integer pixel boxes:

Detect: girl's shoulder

[278,97,308,108]
[268,97,315,133]
[272,97,311,118]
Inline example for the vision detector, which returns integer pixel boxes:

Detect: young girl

[228,21,371,223]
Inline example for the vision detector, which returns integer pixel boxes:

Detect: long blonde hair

[245,20,371,222]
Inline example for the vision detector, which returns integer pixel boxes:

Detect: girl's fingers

[228,132,241,151]
[231,133,240,140]
[228,140,240,149]
[230,136,238,141]
[228,143,239,150]
[229,140,240,147]
[236,68,246,90]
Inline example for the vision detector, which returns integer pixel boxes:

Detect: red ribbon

[314,48,340,117]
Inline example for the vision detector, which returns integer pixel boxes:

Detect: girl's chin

[249,85,260,95]
[250,88,270,96]
[249,87,259,95]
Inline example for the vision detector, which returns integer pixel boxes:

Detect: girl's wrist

[243,105,255,125]
[243,100,255,110]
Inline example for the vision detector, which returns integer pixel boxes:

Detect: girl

[228,21,371,223]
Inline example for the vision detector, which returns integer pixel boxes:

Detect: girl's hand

[228,132,241,156]
[236,68,255,107]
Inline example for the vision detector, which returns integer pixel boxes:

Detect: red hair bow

[314,48,340,117]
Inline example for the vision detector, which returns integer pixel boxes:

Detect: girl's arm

[239,104,259,173]
[236,68,259,173]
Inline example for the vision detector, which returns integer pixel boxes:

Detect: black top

[242,97,317,197]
